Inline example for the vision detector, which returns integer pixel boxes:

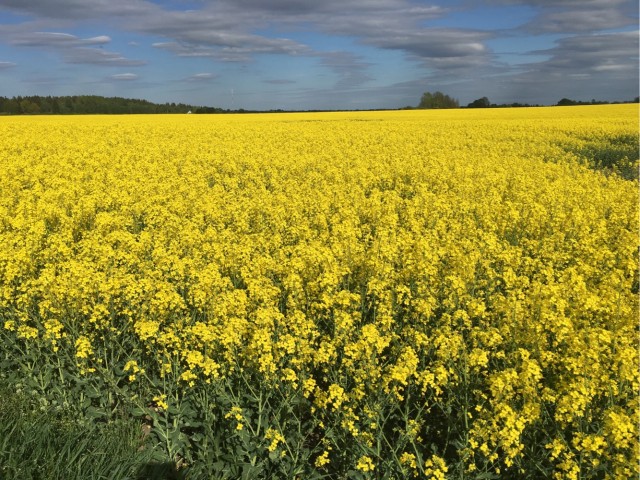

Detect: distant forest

[411,91,639,110]
[0,95,227,115]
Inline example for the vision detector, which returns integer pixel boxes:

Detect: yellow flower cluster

[264,428,286,453]
[225,406,244,431]
[356,455,375,472]
[124,359,144,382]
[0,105,637,476]
[424,454,448,480]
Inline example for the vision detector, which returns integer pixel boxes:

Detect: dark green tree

[418,91,459,109]
[557,98,577,106]
[20,99,39,114]
[467,97,491,108]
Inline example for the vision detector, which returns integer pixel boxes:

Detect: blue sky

[0,0,637,110]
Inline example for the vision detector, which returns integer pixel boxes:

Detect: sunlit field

[1,105,638,479]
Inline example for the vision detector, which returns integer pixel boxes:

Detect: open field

[0,105,638,479]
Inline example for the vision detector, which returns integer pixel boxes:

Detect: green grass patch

[0,383,177,480]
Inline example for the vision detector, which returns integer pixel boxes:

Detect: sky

[0,0,637,110]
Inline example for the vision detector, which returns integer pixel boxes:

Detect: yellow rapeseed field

[0,105,638,478]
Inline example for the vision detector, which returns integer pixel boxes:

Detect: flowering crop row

[0,105,638,478]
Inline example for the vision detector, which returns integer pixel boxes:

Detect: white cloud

[11,31,111,47]
[185,72,217,81]
[495,0,637,32]
[152,34,311,62]
[527,30,639,77]
[65,47,146,66]
[0,0,158,20]
[86,35,111,44]
[6,29,146,66]
[528,8,636,33]
[0,0,484,74]
[110,73,138,80]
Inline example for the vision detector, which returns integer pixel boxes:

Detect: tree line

[414,91,639,110]
[406,92,540,110]
[555,97,640,106]
[0,95,300,115]
[0,95,218,115]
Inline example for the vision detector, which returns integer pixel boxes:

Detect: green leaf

[85,406,105,420]
[475,473,500,479]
